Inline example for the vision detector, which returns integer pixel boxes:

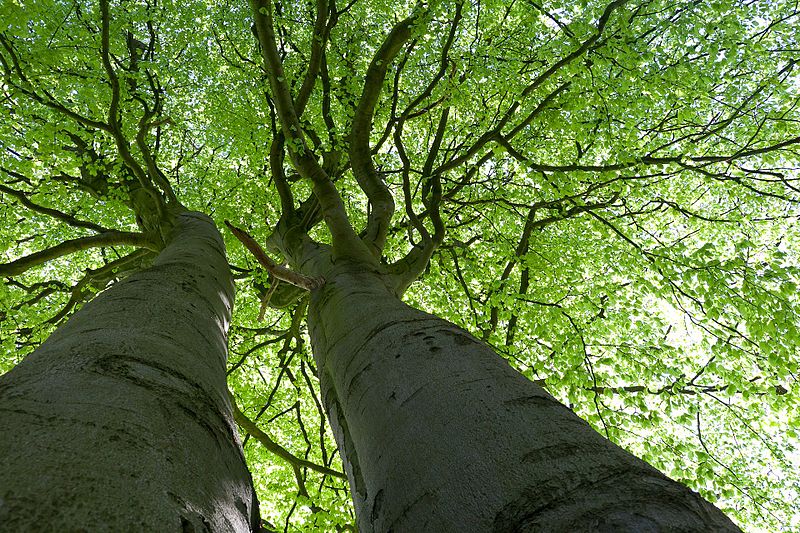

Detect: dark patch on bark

[504,394,564,409]
[179,514,212,532]
[91,354,235,451]
[171,491,213,533]
[326,384,366,501]
[0,405,141,443]
[180,278,197,293]
[492,465,740,533]
[355,318,431,354]
[371,489,385,523]
[437,327,478,346]
[385,490,436,532]
[92,354,201,396]
[174,402,227,451]
[400,383,430,407]
[346,362,373,397]
[521,443,579,465]
[414,331,447,355]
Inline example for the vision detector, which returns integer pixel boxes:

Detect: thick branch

[0,231,154,277]
[294,0,329,116]
[349,7,429,254]
[248,0,372,261]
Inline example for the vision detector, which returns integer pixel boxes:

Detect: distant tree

[1,0,799,531]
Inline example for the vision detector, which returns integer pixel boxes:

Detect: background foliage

[2,0,800,531]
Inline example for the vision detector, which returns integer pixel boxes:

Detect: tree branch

[248,0,373,262]
[0,35,112,132]
[230,394,347,480]
[349,4,431,255]
[0,177,108,233]
[294,0,330,116]
[0,231,155,277]
[225,221,324,290]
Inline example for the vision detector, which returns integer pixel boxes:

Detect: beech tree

[1,0,799,531]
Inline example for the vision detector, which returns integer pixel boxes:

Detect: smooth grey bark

[307,262,741,533]
[0,212,259,531]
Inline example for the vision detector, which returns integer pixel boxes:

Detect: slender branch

[0,35,112,132]
[421,107,448,243]
[433,0,629,175]
[46,248,155,324]
[485,206,538,339]
[136,110,178,203]
[99,0,165,218]
[394,114,429,243]
[435,81,571,175]
[398,1,462,120]
[225,221,324,290]
[294,0,329,116]
[390,106,451,293]
[99,0,123,136]
[0,231,155,277]
[270,133,295,216]
[230,394,347,480]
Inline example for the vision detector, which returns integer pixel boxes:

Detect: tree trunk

[307,262,741,532]
[0,212,260,531]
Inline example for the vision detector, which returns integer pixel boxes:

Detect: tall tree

[0,0,259,529]
[2,0,799,531]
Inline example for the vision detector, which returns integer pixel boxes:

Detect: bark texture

[0,212,259,531]
[307,262,741,533]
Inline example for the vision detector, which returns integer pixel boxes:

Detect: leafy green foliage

[2,0,800,530]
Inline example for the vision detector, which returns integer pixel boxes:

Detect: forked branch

[248,0,373,261]
[349,6,432,254]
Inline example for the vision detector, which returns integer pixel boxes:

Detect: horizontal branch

[0,36,112,132]
[225,221,324,290]
[0,231,154,277]
[498,134,800,175]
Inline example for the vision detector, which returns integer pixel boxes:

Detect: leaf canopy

[2,0,800,530]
